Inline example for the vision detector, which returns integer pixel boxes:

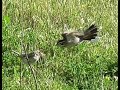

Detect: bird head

[57,39,66,46]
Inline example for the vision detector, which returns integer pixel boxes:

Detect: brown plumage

[12,50,45,64]
[57,24,98,46]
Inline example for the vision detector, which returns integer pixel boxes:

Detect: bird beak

[56,40,61,45]
[56,40,65,46]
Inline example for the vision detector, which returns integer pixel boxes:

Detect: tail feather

[85,24,96,32]
[83,24,98,40]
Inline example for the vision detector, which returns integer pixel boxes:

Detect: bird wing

[20,52,35,59]
[62,31,84,41]
[70,32,84,37]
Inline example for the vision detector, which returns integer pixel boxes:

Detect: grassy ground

[2,0,118,90]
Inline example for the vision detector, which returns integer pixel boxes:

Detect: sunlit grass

[2,0,118,90]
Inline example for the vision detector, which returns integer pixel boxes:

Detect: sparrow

[57,24,98,46]
[12,50,45,64]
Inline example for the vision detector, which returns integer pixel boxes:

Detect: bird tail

[82,24,98,40]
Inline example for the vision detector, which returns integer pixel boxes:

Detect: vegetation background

[2,0,118,90]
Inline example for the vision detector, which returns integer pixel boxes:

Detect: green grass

[2,0,118,90]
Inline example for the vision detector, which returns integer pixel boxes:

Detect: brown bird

[57,24,98,46]
[12,50,45,64]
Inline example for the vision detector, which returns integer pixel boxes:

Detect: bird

[12,50,45,64]
[57,24,98,46]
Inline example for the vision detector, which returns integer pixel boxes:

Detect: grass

[2,0,118,90]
